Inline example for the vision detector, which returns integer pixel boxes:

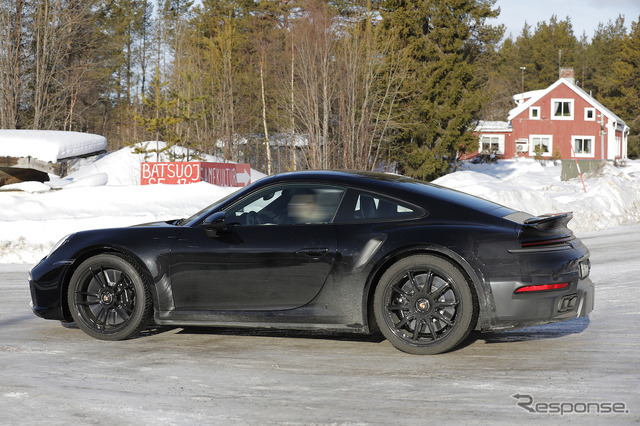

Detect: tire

[373,255,476,355]
[67,254,152,341]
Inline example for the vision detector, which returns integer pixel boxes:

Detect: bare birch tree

[336,7,408,171]
[290,0,337,170]
[29,0,99,130]
[0,0,23,128]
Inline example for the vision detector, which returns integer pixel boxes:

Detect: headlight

[48,233,74,258]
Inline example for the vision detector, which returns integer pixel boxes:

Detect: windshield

[178,189,240,226]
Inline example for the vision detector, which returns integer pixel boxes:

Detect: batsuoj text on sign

[140,161,251,187]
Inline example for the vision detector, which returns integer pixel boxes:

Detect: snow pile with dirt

[0,136,639,263]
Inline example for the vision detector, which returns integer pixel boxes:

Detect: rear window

[335,189,423,223]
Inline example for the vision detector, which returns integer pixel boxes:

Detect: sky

[493,0,640,40]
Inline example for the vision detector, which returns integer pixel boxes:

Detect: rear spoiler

[516,213,575,248]
[523,212,573,230]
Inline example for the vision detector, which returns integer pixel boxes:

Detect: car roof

[255,170,512,215]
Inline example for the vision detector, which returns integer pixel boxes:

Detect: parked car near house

[29,170,594,354]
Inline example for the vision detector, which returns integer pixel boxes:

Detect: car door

[169,183,345,311]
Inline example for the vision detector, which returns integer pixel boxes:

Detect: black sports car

[29,170,594,354]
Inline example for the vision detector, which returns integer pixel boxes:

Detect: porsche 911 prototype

[29,170,594,354]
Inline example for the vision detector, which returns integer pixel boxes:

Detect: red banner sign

[141,162,251,187]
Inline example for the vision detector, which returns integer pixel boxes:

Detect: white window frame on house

[529,106,541,120]
[551,98,574,120]
[529,135,553,156]
[584,107,596,121]
[479,134,505,155]
[572,136,595,158]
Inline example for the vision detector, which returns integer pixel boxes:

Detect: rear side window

[335,190,423,223]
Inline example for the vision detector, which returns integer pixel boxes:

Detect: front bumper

[29,259,72,321]
[484,276,595,331]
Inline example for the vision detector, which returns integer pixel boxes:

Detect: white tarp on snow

[0,130,107,163]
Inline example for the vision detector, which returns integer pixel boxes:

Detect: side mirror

[201,211,227,237]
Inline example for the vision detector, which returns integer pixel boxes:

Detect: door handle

[297,248,329,257]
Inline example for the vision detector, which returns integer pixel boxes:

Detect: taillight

[521,236,575,247]
[514,283,569,293]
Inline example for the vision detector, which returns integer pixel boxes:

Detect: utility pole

[520,67,526,93]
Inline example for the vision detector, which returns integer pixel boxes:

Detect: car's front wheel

[374,255,476,355]
[67,254,152,340]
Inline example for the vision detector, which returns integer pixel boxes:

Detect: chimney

[559,67,575,84]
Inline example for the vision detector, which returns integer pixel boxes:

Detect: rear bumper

[483,277,595,331]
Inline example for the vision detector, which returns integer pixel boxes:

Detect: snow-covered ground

[1,139,639,263]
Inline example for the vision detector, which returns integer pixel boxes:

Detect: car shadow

[60,316,590,350]
[140,317,590,349]
[167,325,386,343]
[57,322,383,343]
[465,316,591,346]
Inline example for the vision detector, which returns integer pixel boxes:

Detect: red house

[474,68,629,161]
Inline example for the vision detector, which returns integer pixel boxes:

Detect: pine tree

[96,0,154,148]
[527,16,578,88]
[133,67,182,161]
[188,0,256,163]
[587,16,629,106]
[381,0,501,181]
[615,18,640,159]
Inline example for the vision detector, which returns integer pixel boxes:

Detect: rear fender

[364,244,493,332]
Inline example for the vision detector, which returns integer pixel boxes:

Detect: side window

[226,188,286,225]
[226,184,345,225]
[336,190,421,222]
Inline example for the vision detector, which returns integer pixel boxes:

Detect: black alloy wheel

[374,255,476,355]
[67,254,152,341]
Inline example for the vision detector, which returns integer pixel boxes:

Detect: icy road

[1,225,639,424]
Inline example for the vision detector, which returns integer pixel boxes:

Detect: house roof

[507,78,628,129]
[475,120,512,132]
[513,89,545,105]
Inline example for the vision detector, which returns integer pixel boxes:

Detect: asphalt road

[1,225,639,425]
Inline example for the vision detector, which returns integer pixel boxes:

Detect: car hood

[131,219,182,228]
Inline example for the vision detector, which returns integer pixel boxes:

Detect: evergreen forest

[1,0,639,179]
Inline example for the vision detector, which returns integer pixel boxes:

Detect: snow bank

[434,158,640,232]
[56,142,266,187]
[0,141,267,263]
[0,130,107,163]
[0,182,238,263]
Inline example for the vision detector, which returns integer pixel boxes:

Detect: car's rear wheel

[67,254,152,340]
[374,255,476,355]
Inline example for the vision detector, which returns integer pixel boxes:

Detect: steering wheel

[246,211,262,225]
